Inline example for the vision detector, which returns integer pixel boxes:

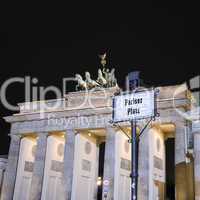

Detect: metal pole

[131,119,138,200]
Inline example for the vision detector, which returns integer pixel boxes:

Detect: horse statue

[85,71,100,89]
[107,68,118,87]
[75,74,87,90]
[97,69,107,86]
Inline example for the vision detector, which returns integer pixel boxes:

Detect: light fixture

[97,177,102,186]
[88,133,92,137]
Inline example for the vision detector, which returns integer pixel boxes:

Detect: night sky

[0,2,200,154]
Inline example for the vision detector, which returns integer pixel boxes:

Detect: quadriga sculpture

[75,74,87,90]
[85,71,100,89]
[97,69,107,86]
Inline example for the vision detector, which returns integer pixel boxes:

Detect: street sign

[112,89,155,122]
[112,72,157,200]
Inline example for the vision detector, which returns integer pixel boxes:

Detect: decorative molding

[82,159,91,172]
[24,161,34,172]
[120,158,131,171]
[50,160,64,173]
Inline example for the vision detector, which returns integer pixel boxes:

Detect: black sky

[0,1,200,154]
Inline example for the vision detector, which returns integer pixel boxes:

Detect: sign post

[112,88,156,200]
[131,119,138,200]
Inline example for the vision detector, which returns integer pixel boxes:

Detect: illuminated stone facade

[0,85,199,200]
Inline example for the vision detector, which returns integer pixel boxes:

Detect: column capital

[105,124,116,130]
[64,129,77,139]
[65,129,76,133]
[37,132,49,138]
[174,119,187,128]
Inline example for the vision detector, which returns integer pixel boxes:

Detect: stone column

[62,129,76,200]
[175,120,186,165]
[175,120,188,200]
[0,169,3,192]
[194,130,200,199]
[0,134,21,200]
[137,128,149,200]
[102,126,116,200]
[30,133,48,200]
[0,158,7,193]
